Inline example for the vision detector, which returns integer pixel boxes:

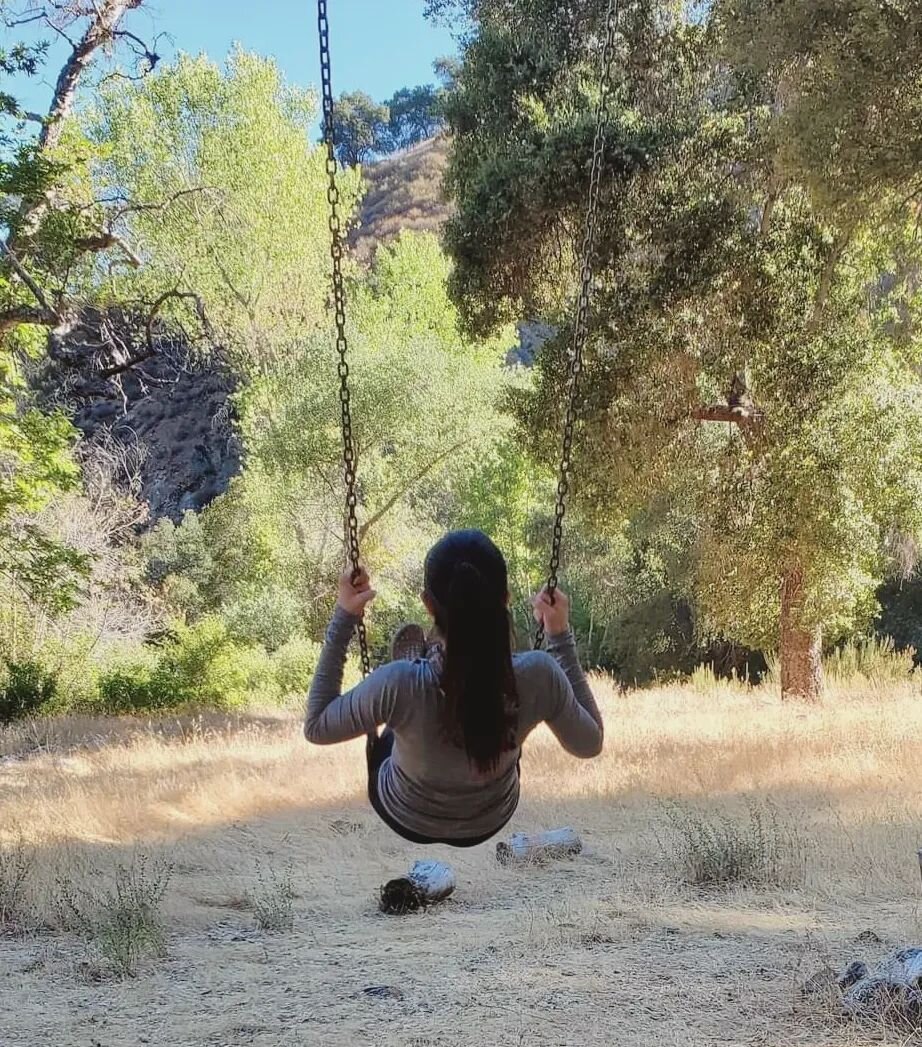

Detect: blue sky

[7,1,458,118]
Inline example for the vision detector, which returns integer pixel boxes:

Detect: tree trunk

[12,0,145,251]
[41,1,145,152]
[779,566,823,700]
[379,860,456,914]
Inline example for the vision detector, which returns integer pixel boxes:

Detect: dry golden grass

[3,676,922,1046]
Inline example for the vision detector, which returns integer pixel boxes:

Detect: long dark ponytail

[424,530,519,774]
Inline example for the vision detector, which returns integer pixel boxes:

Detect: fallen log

[379,860,456,915]
[496,827,583,866]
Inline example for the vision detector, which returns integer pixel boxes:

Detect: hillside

[350,136,453,262]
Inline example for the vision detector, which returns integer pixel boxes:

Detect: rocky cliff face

[34,309,240,524]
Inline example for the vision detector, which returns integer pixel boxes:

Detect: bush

[97,619,280,714]
[248,860,295,933]
[97,662,161,714]
[224,588,304,652]
[157,617,278,708]
[0,660,59,724]
[142,512,213,588]
[53,853,172,978]
[271,636,322,695]
[659,800,808,889]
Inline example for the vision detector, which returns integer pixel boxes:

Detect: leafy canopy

[86,49,361,373]
[442,0,922,657]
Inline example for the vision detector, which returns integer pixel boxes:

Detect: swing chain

[535,0,620,650]
[318,0,371,675]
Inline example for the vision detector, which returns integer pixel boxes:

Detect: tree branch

[0,238,59,315]
[40,1,145,152]
[144,288,216,355]
[12,0,148,252]
[805,231,852,335]
[0,304,59,334]
[73,230,142,267]
[358,440,466,541]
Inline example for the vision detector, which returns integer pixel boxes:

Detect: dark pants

[366,730,514,848]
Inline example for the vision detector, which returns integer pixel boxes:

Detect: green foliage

[142,512,214,616]
[824,636,918,687]
[248,860,295,933]
[383,84,444,151]
[97,620,280,714]
[149,617,275,710]
[96,662,159,716]
[88,49,361,373]
[0,660,58,723]
[332,89,390,166]
[143,513,213,587]
[54,854,172,978]
[223,588,304,652]
[234,231,517,653]
[332,82,443,164]
[270,637,322,697]
[0,362,89,612]
[95,858,171,978]
[716,0,922,216]
[443,0,922,688]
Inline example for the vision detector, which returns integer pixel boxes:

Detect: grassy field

[2,675,922,1046]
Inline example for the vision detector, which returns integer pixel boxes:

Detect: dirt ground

[3,677,922,1047]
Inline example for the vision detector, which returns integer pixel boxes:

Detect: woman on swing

[305,529,603,847]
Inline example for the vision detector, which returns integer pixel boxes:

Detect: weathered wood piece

[379,859,456,915]
[495,827,583,866]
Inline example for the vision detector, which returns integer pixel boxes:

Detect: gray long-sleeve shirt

[305,606,604,840]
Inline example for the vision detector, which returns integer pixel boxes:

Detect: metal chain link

[318,0,371,676]
[535,0,620,649]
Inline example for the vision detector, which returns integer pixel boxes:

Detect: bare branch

[0,304,59,334]
[73,230,142,266]
[0,238,60,315]
[40,1,144,151]
[359,440,466,541]
[144,288,216,355]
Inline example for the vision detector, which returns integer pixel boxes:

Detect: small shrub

[659,800,808,889]
[248,861,295,932]
[0,661,59,724]
[155,617,275,709]
[224,588,304,652]
[824,636,917,686]
[53,854,172,977]
[143,512,213,588]
[271,636,322,696]
[97,663,161,714]
[159,572,205,618]
[96,857,172,976]
[0,836,33,928]
[97,621,280,713]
